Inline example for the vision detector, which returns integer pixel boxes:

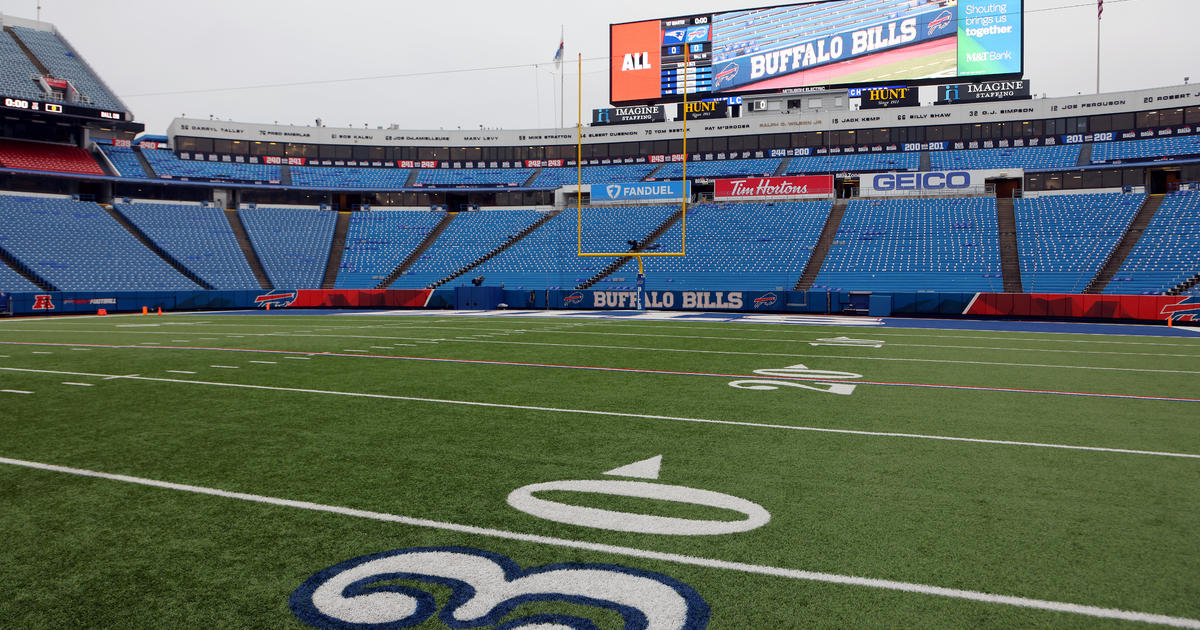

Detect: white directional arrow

[603,455,663,480]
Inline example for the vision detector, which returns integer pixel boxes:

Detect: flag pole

[1096,0,1101,94]
[559,25,565,128]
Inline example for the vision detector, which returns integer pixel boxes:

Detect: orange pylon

[157,306,163,315]
[142,306,148,315]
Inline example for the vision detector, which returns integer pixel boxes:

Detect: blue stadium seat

[8,25,124,111]
[814,197,1002,292]
[415,168,534,187]
[654,158,780,179]
[0,194,200,291]
[390,209,546,289]
[239,207,336,288]
[534,164,657,187]
[1014,193,1144,293]
[292,167,412,189]
[96,142,149,178]
[0,260,40,292]
[786,152,919,174]
[1091,136,1200,163]
[639,201,832,291]
[115,202,261,290]
[142,148,281,183]
[1104,190,1200,294]
[930,145,1080,170]
[461,205,680,290]
[335,210,445,288]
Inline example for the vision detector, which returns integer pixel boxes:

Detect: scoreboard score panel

[611,0,1023,105]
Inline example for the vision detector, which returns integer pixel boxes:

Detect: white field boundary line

[0,337,1197,378]
[7,320,1198,348]
[0,366,1196,460]
[1,342,1198,403]
[1,330,1197,363]
[0,455,1195,629]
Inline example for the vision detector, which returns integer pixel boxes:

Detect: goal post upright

[577,48,689,306]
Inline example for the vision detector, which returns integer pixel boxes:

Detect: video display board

[611,0,1022,104]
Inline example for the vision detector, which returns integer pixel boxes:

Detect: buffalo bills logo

[928,10,953,35]
[714,62,739,88]
[563,292,584,306]
[255,291,297,308]
[753,292,778,309]
[1161,296,1200,322]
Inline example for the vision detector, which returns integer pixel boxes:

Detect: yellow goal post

[575,50,692,275]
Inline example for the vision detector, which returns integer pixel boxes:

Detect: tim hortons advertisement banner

[714,175,835,201]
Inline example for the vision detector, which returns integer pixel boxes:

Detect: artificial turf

[0,312,1197,629]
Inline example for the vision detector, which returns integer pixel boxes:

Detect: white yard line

[0,339,1193,376]
[249,361,277,365]
[1,389,33,394]
[0,455,1195,629]
[167,370,196,375]
[0,366,1193,460]
[61,382,93,387]
[210,365,239,369]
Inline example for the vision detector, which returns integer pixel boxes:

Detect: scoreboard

[612,0,1025,106]
[658,15,713,97]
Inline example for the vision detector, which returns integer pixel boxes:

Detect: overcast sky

[0,0,1194,134]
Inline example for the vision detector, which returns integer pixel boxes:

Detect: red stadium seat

[0,138,104,176]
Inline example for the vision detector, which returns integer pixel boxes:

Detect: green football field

[0,312,1197,629]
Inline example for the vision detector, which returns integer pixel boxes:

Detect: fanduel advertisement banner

[936,79,1031,104]
[714,176,834,201]
[592,105,666,125]
[860,168,1022,197]
[592,180,690,203]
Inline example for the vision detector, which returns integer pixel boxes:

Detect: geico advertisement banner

[859,169,1022,196]
[591,180,690,203]
[714,175,834,200]
[558,289,788,311]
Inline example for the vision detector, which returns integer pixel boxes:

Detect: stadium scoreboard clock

[1,95,127,123]
[612,0,1024,106]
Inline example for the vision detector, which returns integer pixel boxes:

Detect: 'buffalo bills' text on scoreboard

[611,0,1023,105]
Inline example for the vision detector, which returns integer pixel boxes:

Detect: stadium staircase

[576,207,685,290]
[522,169,541,187]
[429,209,562,288]
[772,159,791,176]
[793,198,848,290]
[320,211,352,289]
[1084,194,1164,294]
[133,147,158,178]
[645,164,666,180]
[0,247,55,290]
[404,170,420,187]
[224,209,272,289]
[102,204,214,290]
[377,212,458,288]
[919,151,931,172]
[1077,143,1093,166]
[996,197,1024,292]
[4,26,50,75]
[1169,272,1200,296]
[280,164,293,186]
